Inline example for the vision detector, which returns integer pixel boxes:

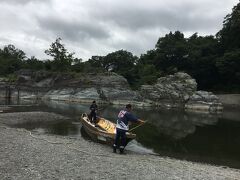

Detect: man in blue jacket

[113,104,144,154]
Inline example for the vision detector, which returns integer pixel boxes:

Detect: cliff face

[42,72,141,103]
[0,70,223,112]
[0,70,141,104]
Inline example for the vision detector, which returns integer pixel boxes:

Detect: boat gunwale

[80,114,136,139]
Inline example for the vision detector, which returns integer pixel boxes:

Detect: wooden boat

[80,113,136,145]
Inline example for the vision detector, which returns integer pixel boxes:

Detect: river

[1,98,240,169]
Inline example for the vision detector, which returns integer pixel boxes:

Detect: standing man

[113,104,144,154]
[89,100,98,124]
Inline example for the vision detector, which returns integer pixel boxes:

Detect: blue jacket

[116,109,138,131]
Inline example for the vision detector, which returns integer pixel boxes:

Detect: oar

[129,120,148,132]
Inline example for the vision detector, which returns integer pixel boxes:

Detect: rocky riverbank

[0,111,240,179]
[0,70,223,112]
[217,94,240,108]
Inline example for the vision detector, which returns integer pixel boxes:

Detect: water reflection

[1,99,240,168]
[0,97,39,106]
[98,105,220,139]
[11,120,81,136]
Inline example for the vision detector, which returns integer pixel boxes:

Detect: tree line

[0,2,239,92]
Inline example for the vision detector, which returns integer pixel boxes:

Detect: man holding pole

[113,104,145,154]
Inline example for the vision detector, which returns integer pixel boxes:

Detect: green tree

[0,45,26,75]
[87,56,106,73]
[136,31,222,90]
[138,64,159,85]
[23,56,44,70]
[154,31,188,73]
[45,38,75,71]
[138,50,157,66]
[216,50,240,91]
[1,44,26,60]
[43,60,53,71]
[217,2,240,51]
[186,34,220,90]
[215,1,240,92]
[102,50,138,72]
[88,56,104,67]
[100,50,138,86]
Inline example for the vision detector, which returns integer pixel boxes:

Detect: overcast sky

[0,0,239,61]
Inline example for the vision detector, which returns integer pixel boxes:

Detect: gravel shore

[0,112,240,180]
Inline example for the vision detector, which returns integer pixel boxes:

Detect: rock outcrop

[140,72,197,107]
[0,70,223,112]
[140,72,223,111]
[186,91,223,112]
[0,70,141,104]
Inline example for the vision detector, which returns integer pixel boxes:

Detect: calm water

[1,99,240,168]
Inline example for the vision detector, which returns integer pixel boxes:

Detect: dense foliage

[0,2,239,92]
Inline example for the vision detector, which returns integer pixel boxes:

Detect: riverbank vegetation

[0,2,239,93]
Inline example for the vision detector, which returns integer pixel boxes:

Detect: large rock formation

[0,70,223,112]
[0,70,141,104]
[140,72,197,107]
[140,72,223,111]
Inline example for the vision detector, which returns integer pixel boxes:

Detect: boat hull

[80,114,136,145]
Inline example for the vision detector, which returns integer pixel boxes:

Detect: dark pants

[113,128,126,152]
[90,110,97,123]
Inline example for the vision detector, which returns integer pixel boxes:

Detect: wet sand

[0,112,240,179]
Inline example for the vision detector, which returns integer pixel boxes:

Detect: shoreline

[216,94,240,108]
[0,112,240,179]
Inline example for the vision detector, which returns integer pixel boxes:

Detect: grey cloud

[37,16,111,42]
[90,0,230,35]
[0,0,47,4]
[94,8,221,34]
[0,0,238,60]
[111,41,148,57]
[108,32,158,56]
